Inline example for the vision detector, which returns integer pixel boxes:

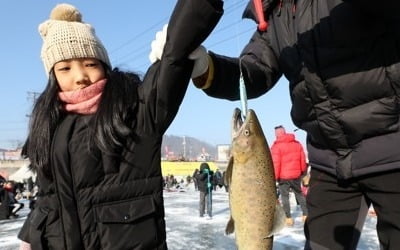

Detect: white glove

[189,46,209,78]
[149,24,168,64]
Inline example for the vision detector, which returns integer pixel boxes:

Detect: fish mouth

[231,108,256,138]
[232,108,244,137]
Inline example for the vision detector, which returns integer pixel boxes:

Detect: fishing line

[238,0,267,120]
[234,0,248,120]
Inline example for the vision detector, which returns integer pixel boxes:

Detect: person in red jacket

[271,125,308,226]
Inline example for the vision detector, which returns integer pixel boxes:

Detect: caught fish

[225,108,285,250]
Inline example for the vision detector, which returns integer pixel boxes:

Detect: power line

[26,91,39,104]
[26,91,40,118]
[109,16,169,55]
[110,1,250,68]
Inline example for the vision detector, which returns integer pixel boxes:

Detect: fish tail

[225,216,235,235]
[268,203,286,237]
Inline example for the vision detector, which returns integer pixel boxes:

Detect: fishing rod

[253,0,268,31]
[238,0,268,119]
[207,170,212,218]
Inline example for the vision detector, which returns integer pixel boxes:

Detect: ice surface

[0,184,379,250]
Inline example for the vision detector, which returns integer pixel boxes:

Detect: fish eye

[244,129,250,136]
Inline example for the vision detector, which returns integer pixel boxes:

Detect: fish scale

[225,108,285,250]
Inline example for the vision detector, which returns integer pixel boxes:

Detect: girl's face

[53,58,106,92]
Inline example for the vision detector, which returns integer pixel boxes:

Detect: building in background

[0,148,23,160]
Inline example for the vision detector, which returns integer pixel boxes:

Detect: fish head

[231,108,267,163]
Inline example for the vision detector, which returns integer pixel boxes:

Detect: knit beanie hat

[38,3,111,74]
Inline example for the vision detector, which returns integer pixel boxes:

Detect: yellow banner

[161,161,217,176]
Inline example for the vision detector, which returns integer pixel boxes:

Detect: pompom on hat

[39,3,111,74]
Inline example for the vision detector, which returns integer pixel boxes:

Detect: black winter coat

[204,0,400,179]
[18,1,223,249]
[195,164,214,193]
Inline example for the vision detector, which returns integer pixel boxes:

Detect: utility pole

[182,136,186,160]
[26,91,40,118]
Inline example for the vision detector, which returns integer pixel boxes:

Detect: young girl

[18,1,222,249]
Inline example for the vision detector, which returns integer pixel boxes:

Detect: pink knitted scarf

[58,79,107,114]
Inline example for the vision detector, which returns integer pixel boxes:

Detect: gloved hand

[188,46,209,78]
[149,24,168,64]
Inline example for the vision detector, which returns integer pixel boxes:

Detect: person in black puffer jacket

[184,0,400,249]
[17,1,223,249]
[194,163,214,219]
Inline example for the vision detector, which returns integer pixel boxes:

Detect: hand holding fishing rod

[149,27,209,79]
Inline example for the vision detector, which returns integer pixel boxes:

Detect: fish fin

[225,216,235,235]
[225,156,233,187]
[268,202,286,237]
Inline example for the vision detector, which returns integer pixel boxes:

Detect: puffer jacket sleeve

[271,143,282,180]
[344,0,400,19]
[205,30,282,100]
[138,0,223,134]
[299,142,307,174]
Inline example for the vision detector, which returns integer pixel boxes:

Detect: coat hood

[200,162,210,171]
[274,133,296,144]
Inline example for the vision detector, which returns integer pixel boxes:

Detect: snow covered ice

[0,183,379,250]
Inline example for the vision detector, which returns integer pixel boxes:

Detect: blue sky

[0,0,306,150]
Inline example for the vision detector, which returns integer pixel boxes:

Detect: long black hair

[23,65,141,177]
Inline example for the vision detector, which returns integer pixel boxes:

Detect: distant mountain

[162,135,217,161]
[0,137,218,161]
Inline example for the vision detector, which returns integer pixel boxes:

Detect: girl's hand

[149,24,168,64]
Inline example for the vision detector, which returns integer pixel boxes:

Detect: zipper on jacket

[277,0,283,16]
[49,125,68,249]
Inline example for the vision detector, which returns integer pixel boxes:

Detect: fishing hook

[239,58,248,119]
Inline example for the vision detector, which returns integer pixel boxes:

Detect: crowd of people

[162,167,226,193]
[0,176,37,220]
[162,162,226,221]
